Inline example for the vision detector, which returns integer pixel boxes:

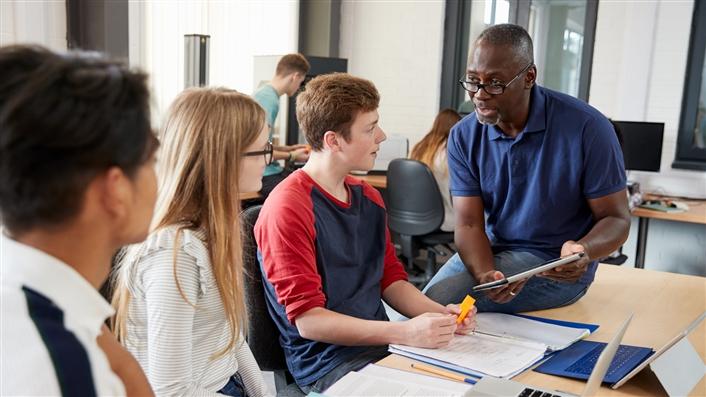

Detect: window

[128,1,298,119]
[441,0,598,111]
[674,0,706,170]
[528,0,588,97]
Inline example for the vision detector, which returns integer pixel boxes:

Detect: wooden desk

[351,173,387,189]
[378,264,706,396]
[240,174,388,200]
[240,191,260,200]
[631,196,706,269]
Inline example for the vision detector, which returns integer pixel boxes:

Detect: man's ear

[525,65,537,88]
[99,166,131,221]
[322,130,341,152]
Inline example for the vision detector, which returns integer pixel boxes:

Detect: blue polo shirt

[448,85,626,284]
[253,83,283,177]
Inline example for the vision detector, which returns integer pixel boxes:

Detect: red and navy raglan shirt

[254,169,408,387]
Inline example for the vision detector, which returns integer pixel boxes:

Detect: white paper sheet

[324,365,471,397]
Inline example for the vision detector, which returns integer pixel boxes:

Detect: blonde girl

[112,88,271,396]
[409,108,462,232]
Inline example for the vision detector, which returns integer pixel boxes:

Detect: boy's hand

[401,313,457,348]
[445,304,477,335]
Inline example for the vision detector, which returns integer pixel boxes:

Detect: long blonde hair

[409,109,462,171]
[112,87,265,358]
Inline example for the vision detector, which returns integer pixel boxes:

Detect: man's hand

[539,240,589,282]
[477,270,527,303]
[290,147,310,162]
[400,313,457,348]
[445,304,477,335]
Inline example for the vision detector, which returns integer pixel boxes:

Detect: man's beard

[475,109,499,126]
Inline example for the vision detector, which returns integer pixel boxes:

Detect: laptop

[466,314,634,397]
[535,311,706,388]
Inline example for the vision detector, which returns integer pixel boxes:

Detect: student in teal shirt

[253,53,311,197]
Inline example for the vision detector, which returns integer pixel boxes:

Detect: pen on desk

[410,363,478,385]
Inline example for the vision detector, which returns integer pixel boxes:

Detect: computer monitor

[612,121,664,172]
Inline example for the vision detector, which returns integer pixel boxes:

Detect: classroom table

[378,264,706,396]
[352,173,388,189]
[240,173,388,202]
[631,196,706,269]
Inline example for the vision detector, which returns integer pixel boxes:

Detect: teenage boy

[0,45,158,396]
[253,53,311,197]
[255,73,475,393]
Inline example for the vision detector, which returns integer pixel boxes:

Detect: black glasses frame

[459,62,534,95]
[243,141,274,165]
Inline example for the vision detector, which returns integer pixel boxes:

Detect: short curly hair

[295,73,380,151]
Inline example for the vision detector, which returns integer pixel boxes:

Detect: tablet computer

[472,252,585,292]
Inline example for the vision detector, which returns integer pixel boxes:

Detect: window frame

[673,0,706,171]
[441,0,598,110]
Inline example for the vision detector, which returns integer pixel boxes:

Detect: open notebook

[389,313,595,379]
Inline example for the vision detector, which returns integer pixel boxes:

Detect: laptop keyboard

[565,344,634,376]
[518,388,562,397]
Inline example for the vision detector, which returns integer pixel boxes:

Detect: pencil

[411,363,478,385]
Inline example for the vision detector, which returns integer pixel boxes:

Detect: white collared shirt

[0,233,125,396]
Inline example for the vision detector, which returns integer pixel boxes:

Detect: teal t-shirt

[253,83,283,176]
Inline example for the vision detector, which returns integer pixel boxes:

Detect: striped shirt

[120,226,269,396]
[1,233,125,396]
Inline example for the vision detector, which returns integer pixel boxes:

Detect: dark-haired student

[0,45,158,396]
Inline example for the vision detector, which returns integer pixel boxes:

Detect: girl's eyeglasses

[243,141,273,165]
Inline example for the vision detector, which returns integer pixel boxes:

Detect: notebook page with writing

[390,332,546,378]
[476,313,590,351]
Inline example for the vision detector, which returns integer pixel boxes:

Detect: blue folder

[514,314,600,334]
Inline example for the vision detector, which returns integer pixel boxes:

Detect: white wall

[0,0,66,51]
[339,0,446,145]
[590,0,705,276]
[590,0,705,200]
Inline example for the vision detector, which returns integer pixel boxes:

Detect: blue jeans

[423,251,589,313]
[218,373,246,397]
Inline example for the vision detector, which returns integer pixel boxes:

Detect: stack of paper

[324,364,472,396]
[390,332,546,379]
[475,312,591,351]
[389,313,594,379]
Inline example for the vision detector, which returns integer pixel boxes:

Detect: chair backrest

[387,158,445,236]
[240,205,287,372]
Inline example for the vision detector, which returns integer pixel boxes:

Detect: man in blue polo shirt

[424,24,631,312]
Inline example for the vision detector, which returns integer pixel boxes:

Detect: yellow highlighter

[456,295,476,324]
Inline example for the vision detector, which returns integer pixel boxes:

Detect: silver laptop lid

[581,314,634,397]
[611,311,706,389]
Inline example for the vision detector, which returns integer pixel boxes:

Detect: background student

[253,53,311,197]
[409,108,462,232]
[111,88,271,396]
[0,45,156,396]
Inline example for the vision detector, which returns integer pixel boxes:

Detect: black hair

[0,45,158,234]
[476,23,534,66]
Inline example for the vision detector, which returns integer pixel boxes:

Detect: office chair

[240,205,301,394]
[386,159,455,286]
